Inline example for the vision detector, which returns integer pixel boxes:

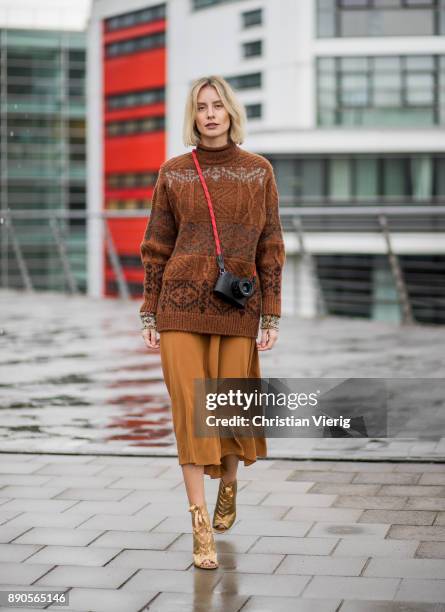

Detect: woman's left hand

[257,328,278,351]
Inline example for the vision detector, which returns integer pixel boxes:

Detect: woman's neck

[195,138,240,165]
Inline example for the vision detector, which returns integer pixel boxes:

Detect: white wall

[0,0,91,30]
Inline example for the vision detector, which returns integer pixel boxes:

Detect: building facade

[0,1,88,292]
[88,0,445,323]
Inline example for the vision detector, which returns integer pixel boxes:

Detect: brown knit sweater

[139,139,286,338]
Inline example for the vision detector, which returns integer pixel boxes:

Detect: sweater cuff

[140,311,157,330]
[261,314,280,330]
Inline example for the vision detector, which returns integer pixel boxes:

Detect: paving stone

[249,536,336,555]
[90,466,167,479]
[332,463,397,473]
[334,496,407,510]
[34,464,105,476]
[243,480,313,493]
[260,493,337,507]
[146,591,248,612]
[378,485,445,497]
[78,513,163,532]
[388,525,445,541]
[0,511,22,524]
[365,557,445,579]
[419,474,445,485]
[359,510,436,526]
[14,527,103,547]
[0,475,52,487]
[108,549,192,571]
[352,473,420,485]
[395,463,445,473]
[0,463,41,475]
[276,554,367,575]
[5,512,90,529]
[287,471,355,483]
[0,486,66,499]
[200,551,284,574]
[0,561,53,585]
[63,500,149,515]
[35,565,136,589]
[302,576,399,600]
[170,533,260,555]
[395,579,445,603]
[416,541,445,559]
[0,543,42,562]
[309,484,381,496]
[107,478,179,490]
[339,600,444,611]
[121,568,221,593]
[213,572,311,597]
[0,524,31,543]
[405,497,445,511]
[0,499,77,513]
[308,522,390,539]
[228,519,312,538]
[244,596,340,612]
[55,488,132,501]
[434,512,445,525]
[47,587,157,612]
[333,538,418,559]
[43,476,119,489]
[89,530,177,550]
[23,545,121,567]
[284,507,363,523]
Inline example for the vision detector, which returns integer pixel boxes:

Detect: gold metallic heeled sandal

[212,477,237,533]
[189,503,219,569]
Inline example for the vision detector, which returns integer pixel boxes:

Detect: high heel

[189,503,219,569]
[212,477,237,533]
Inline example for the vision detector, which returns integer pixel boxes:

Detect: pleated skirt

[159,330,267,479]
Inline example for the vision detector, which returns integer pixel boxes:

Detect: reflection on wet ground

[1,289,445,459]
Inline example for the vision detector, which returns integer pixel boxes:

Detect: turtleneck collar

[195,138,240,165]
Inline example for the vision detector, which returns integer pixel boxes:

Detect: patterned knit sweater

[139,139,286,339]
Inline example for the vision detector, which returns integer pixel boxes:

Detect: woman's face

[195,85,231,142]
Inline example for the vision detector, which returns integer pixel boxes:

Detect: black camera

[214,269,256,309]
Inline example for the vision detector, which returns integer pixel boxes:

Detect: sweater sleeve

[255,163,286,316]
[139,165,177,313]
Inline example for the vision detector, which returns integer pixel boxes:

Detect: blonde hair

[183,75,247,147]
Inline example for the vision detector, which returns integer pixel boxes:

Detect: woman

[139,75,286,569]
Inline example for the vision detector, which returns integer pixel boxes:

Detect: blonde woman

[140,75,285,569]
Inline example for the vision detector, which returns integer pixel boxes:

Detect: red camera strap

[191,148,257,278]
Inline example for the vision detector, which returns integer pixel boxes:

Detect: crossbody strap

[191,148,256,279]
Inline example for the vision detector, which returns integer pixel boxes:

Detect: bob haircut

[183,75,247,147]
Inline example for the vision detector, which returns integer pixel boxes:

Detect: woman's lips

[206,124,218,128]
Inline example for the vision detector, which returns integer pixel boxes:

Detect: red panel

[104,48,166,94]
[103,20,165,45]
[105,187,154,201]
[105,103,165,123]
[107,218,146,251]
[104,132,165,173]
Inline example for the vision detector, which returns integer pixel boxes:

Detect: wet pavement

[1,289,445,460]
[0,454,445,610]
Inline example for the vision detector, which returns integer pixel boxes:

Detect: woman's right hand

[142,328,160,350]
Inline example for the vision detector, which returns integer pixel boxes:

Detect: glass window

[384,158,406,199]
[225,72,261,90]
[242,9,262,28]
[242,40,262,58]
[245,103,262,119]
[406,73,434,105]
[274,159,299,201]
[301,160,325,201]
[317,0,442,37]
[105,4,166,31]
[410,156,433,200]
[356,158,378,200]
[329,158,352,201]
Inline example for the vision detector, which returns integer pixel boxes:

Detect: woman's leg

[182,463,205,505]
[221,454,239,484]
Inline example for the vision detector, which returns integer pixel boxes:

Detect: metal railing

[1,206,445,325]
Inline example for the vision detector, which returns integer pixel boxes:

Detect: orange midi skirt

[159,331,267,479]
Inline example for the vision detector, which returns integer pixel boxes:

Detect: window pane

[356,158,378,200]
[406,73,434,105]
[302,160,324,201]
[410,155,433,200]
[274,159,299,200]
[384,158,406,198]
[374,72,402,106]
[329,159,352,200]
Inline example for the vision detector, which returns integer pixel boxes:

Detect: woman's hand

[257,328,278,351]
[141,328,160,350]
